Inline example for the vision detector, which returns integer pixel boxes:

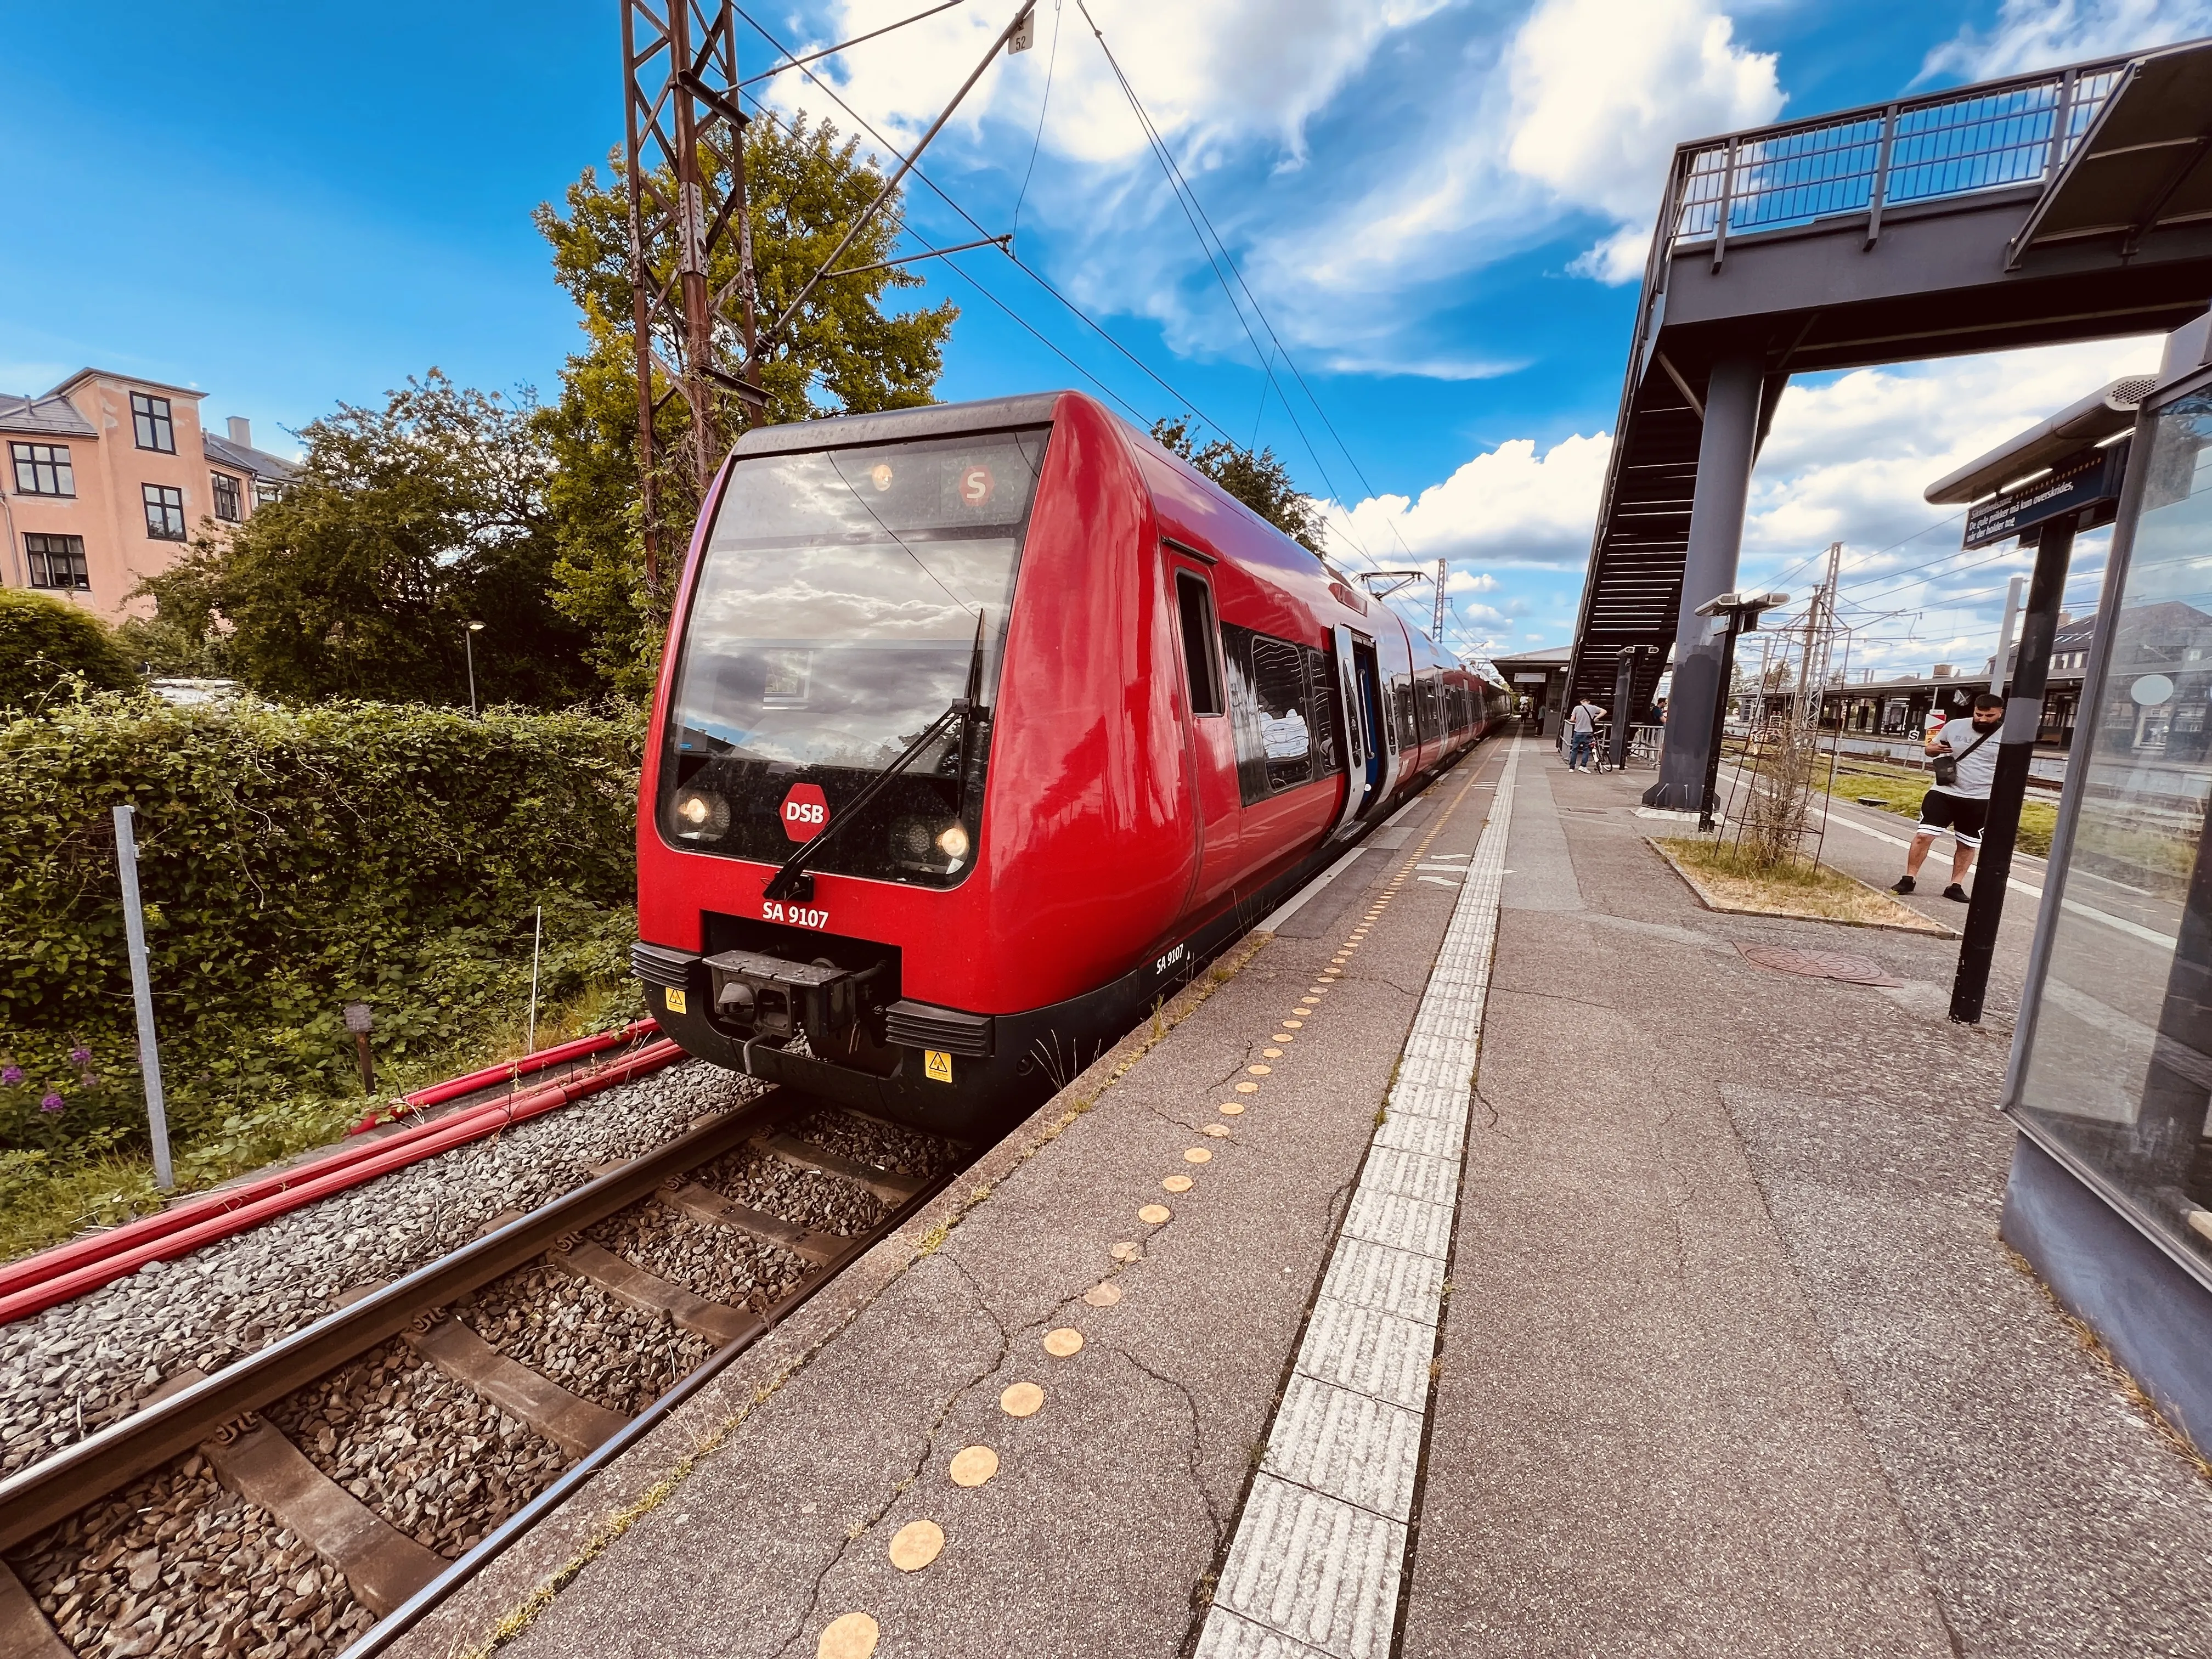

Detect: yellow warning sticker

[924,1049,953,1084]
[663,986,687,1015]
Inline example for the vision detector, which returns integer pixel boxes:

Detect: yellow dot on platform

[1272,1034,1293,1043]
[1184,1147,1213,1164]
[1248,1064,1271,1076]
[819,1613,879,1659]
[1043,1326,1085,1356]
[1218,1102,1245,1116]
[949,1444,1000,1487]
[889,1520,944,1572]
[1301,996,1321,1004]
[1285,1019,1304,1028]
[1084,1281,1123,1306]
[1163,1173,1194,1192]
[1001,1382,1045,1418]
[1263,1047,1283,1058]
[1235,1081,1259,1094]
[1110,1240,1143,1263]
[1139,1203,1172,1223]
[1202,1124,1230,1139]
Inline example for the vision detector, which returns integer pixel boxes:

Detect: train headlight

[890,816,970,873]
[672,789,730,840]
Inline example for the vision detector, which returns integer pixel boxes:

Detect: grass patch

[1822,760,2058,857]
[0,928,646,1266]
[1654,836,1950,933]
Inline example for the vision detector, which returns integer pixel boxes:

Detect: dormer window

[131,391,176,453]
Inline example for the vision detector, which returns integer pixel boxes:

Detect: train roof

[728,391,1068,458]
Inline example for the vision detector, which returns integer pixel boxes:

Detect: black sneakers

[1944,883,1970,902]
[1891,875,1915,894]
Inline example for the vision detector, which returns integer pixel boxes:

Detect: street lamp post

[464,620,485,715]
[1690,590,1788,831]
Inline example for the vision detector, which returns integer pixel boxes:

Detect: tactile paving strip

[1197,740,1521,1659]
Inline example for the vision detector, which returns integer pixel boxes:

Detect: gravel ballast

[0,1063,763,1473]
[692,1146,884,1238]
[461,1266,714,1416]
[584,1204,808,1310]
[264,1345,568,1559]
[6,1457,375,1658]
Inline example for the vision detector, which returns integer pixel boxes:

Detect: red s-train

[633,390,1511,1137]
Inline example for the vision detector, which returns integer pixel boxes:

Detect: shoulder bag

[1932,723,1995,788]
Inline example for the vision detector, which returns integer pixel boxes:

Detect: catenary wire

[1010,0,1062,244]
[730,3,1234,442]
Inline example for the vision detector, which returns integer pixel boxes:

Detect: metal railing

[1673,59,2131,250]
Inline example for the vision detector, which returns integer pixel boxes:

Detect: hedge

[0,590,140,714]
[0,696,644,1164]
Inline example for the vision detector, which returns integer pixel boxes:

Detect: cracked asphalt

[472,751,1506,1659]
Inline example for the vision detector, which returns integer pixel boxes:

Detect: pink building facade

[0,368,295,619]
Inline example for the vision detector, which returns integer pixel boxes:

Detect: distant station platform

[392,732,2212,1659]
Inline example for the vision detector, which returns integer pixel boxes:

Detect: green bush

[0,590,140,714]
[0,697,646,1197]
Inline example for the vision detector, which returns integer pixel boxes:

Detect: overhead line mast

[622,0,760,594]
[620,0,1000,595]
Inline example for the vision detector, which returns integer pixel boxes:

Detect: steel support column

[1608,648,1638,770]
[1644,352,1765,810]
[1951,516,2074,1022]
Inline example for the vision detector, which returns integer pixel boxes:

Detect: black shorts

[1918,789,1988,848]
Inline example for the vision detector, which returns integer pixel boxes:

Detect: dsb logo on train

[780,783,829,843]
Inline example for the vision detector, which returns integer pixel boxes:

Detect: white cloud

[1329,336,2170,659]
[1922,0,2212,82]
[1745,336,2165,560]
[1325,429,1614,569]
[780,0,1790,370]
[812,0,1451,165]
[1505,0,1781,221]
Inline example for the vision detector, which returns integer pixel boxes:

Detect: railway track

[0,1090,968,1659]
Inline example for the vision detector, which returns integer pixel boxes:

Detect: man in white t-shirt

[1893,693,2004,901]
[1565,697,1606,771]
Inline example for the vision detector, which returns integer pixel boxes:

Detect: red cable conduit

[0,1026,675,1324]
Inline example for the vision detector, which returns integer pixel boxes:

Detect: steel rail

[0,1092,788,1554]
[337,1146,965,1657]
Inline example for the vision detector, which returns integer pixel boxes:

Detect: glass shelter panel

[2017,390,2212,1271]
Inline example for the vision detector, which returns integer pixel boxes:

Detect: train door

[1167,556,1243,904]
[1353,636,1397,819]
[1329,625,1375,835]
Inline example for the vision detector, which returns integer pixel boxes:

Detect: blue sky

[1,0,2202,671]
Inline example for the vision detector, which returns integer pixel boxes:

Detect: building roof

[1491,645,1573,669]
[203,430,297,482]
[0,391,98,439]
[44,366,207,403]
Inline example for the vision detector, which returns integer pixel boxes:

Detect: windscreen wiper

[762,615,986,903]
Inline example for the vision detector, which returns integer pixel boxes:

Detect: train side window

[1304,645,1339,774]
[1174,571,1225,716]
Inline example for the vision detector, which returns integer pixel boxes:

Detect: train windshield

[659,427,1049,887]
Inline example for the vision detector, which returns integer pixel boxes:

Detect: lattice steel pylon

[623,0,763,592]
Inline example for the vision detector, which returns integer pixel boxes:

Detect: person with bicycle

[1892,692,2004,901]
[1565,696,1606,772]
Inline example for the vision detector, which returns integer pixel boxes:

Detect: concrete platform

[394,734,2212,1659]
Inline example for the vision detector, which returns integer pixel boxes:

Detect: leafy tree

[136,374,594,708]
[534,113,959,695]
[1150,417,1330,556]
[0,590,140,714]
